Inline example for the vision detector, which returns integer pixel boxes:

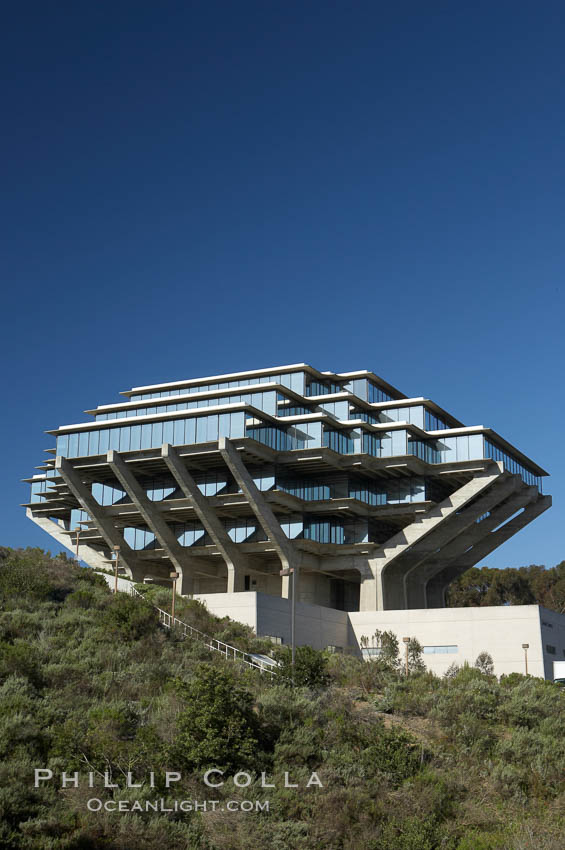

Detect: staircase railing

[126,583,277,678]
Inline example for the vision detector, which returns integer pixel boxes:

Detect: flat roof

[120,363,406,400]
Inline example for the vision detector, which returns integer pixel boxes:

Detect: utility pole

[113,545,120,593]
[170,571,179,624]
[74,520,89,563]
[280,567,296,670]
[522,643,529,675]
[403,636,410,676]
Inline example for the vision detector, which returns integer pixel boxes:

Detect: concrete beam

[219,436,299,598]
[107,450,195,593]
[27,509,111,571]
[55,455,143,579]
[377,466,504,609]
[162,443,247,591]
[412,483,539,608]
[402,474,522,608]
[219,437,296,570]
[427,494,552,607]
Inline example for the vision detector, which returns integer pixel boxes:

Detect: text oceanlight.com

[86,799,270,813]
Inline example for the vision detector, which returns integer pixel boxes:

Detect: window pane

[173,419,185,445]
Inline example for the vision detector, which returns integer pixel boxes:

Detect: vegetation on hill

[446,562,565,612]
[1,547,564,849]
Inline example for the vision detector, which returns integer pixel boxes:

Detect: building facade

[25,364,550,612]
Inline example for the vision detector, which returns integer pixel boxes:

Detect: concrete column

[280,563,300,602]
[359,563,379,611]
[402,473,521,608]
[219,437,297,573]
[162,443,248,593]
[377,466,504,610]
[428,494,551,606]
[55,455,142,577]
[107,450,194,594]
[227,566,247,593]
[415,483,538,608]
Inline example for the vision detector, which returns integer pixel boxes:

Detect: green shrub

[102,593,159,640]
[360,722,424,786]
[169,665,262,773]
[274,645,330,688]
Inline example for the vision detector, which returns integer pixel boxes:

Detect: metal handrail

[127,583,277,678]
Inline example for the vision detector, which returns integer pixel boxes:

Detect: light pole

[74,521,89,563]
[113,545,120,594]
[403,636,410,676]
[280,567,296,670]
[170,571,179,624]
[522,643,529,675]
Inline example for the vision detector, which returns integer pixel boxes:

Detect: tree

[445,563,565,614]
[474,652,495,676]
[102,593,159,641]
[275,645,330,688]
[170,665,261,772]
[406,638,425,674]
[374,630,400,672]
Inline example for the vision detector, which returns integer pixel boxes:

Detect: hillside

[1,547,564,850]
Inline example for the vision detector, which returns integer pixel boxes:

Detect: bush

[102,594,159,640]
[274,645,330,688]
[169,665,262,773]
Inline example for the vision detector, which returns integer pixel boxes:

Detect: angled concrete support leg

[402,473,521,608]
[416,483,538,608]
[427,494,552,606]
[219,437,297,576]
[107,450,194,594]
[27,509,111,571]
[55,455,142,577]
[377,466,504,609]
[162,443,248,593]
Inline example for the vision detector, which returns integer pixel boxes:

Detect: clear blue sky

[1,1,563,570]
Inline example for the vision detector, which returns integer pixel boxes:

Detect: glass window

[98,429,110,454]
[185,417,196,444]
[88,430,100,456]
[56,435,69,457]
[77,432,89,457]
[119,426,131,452]
[151,421,163,448]
[130,424,141,452]
[173,419,185,445]
[422,645,458,654]
[163,420,174,444]
[109,428,120,451]
[195,416,208,443]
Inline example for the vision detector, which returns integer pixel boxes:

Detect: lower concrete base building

[197,592,565,680]
[102,574,565,679]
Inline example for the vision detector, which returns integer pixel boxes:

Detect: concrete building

[24,363,558,676]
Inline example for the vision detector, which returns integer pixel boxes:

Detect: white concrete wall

[196,591,350,652]
[538,606,565,679]
[193,591,258,632]
[97,572,135,594]
[349,605,547,677]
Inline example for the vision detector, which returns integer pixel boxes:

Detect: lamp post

[74,521,89,563]
[280,567,296,670]
[113,545,120,594]
[522,643,529,675]
[403,636,410,676]
[170,571,179,624]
